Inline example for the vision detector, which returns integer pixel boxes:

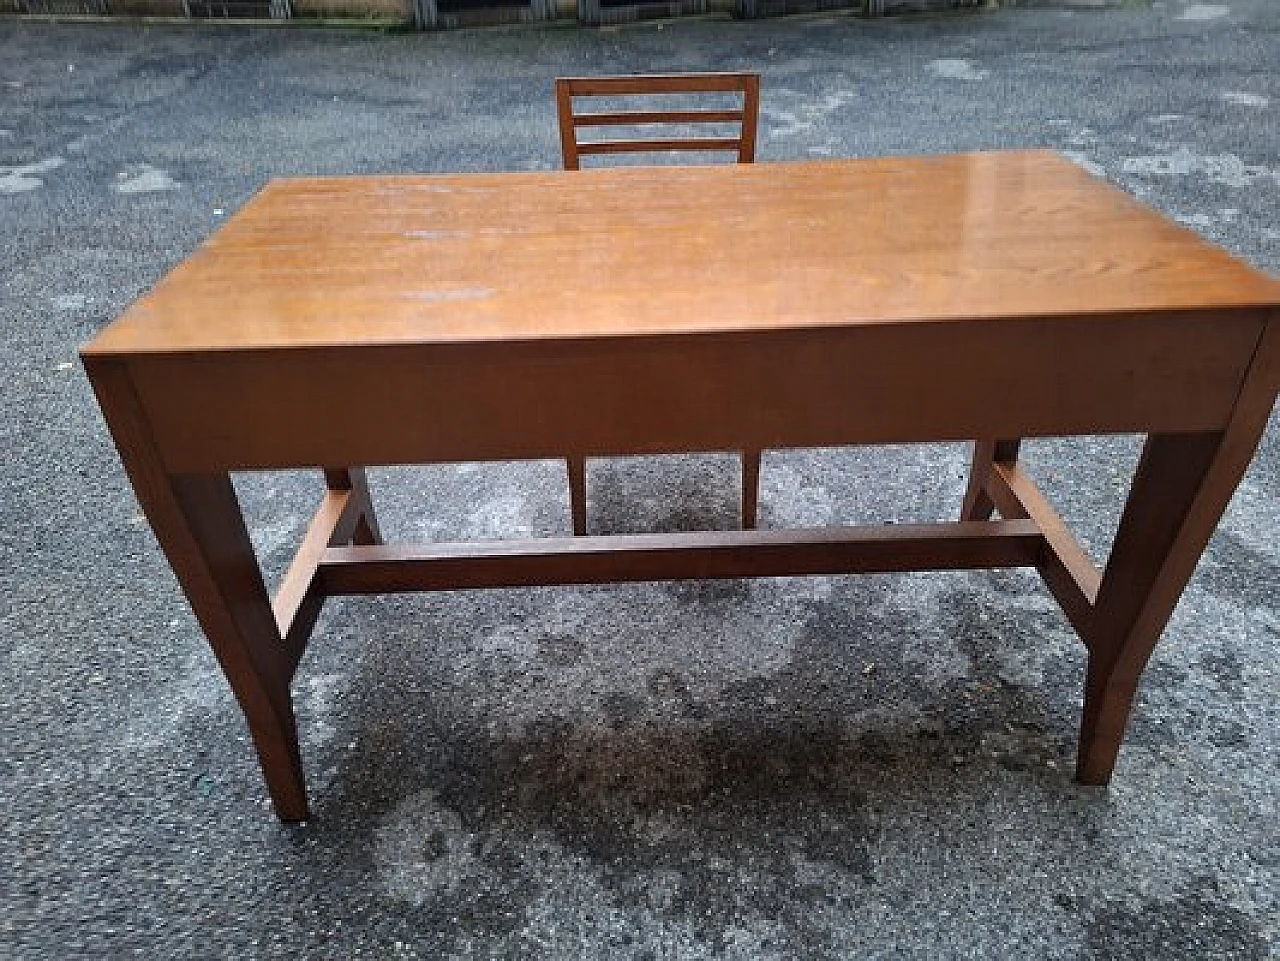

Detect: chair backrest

[555,73,761,171]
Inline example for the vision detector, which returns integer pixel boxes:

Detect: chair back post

[739,73,760,163]
[554,78,582,171]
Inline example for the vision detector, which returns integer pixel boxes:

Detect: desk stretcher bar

[270,477,1099,679]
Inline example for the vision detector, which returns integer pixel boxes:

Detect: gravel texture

[1,3,1277,958]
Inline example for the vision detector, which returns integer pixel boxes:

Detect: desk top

[83,150,1279,356]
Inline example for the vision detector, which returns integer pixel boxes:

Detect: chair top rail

[558,73,759,96]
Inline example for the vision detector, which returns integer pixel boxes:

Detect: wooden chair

[555,72,763,535]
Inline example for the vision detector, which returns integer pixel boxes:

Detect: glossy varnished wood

[83,356,309,820]
[1076,319,1280,783]
[80,152,1280,820]
[115,313,1264,472]
[272,472,381,672]
[987,460,1100,644]
[82,152,1280,356]
[318,521,1044,594]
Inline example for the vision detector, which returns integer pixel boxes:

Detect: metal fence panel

[416,0,553,29]
[182,0,289,16]
[21,0,109,13]
[577,0,706,25]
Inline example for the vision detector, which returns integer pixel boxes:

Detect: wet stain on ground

[1085,885,1269,961]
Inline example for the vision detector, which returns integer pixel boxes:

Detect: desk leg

[1078,428,1265,784]
[961,439,1021,521]
[324,467,382,546]
[741,449,761,530]
[567,456,588,536]
[168,474,309,820]
[86,359,309,822]
[1078,319,1277,784]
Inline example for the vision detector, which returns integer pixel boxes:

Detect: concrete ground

[2,2,1277,958]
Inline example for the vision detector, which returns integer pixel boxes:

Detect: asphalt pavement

[1,2,1277,957]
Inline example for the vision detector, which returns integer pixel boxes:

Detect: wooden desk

[81,151,1280,822]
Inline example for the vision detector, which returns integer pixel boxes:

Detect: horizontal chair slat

[318,520,1044,595]
[561,74,756,95]
[573,109,745,127]
[577,138,745,155]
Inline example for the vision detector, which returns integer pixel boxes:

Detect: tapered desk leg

[168,475,309,819]
[1076,433,1237,783]
[962,439,1021,521]
[86,359,309,822]
[1078,320,1277,784]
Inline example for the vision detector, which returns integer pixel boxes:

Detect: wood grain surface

[83,151,1280,356]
